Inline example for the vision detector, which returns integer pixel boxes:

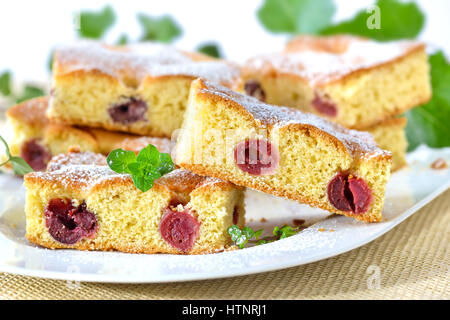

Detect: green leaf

[117,34,129,45]
[0,136,33,175]
[47,50,54,72]
[10,156,33,175]
[78,5,116,39]
[107,144,175,192]
[0,71,12,96]
[137,144,160,167]
[106,149,136,174]
[131,169,161,193]
[257,0,335,34]
[137,13,182,43]
[0,135,11,159]
[15,85,45,103]
[158,153,175,175]
[197,43,222,58]
[320,0,425,41]
[274,225,299,239]
[406,51,450,150]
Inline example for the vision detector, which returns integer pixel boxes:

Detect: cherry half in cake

[20,139,52,171]
[234,138,279,176]
[159,207,200,252]
[108,97,148,124]
[327,173,373,214]
[312,92,337,117]
[44,198,98,244]
[244,80,266,102]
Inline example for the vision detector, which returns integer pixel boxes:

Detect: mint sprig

[0,135,33,175]
[228,224,301,249]
[106,144,175,192]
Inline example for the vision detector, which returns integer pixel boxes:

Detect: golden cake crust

[53,40,241,89]
[6,96,49,127]
[195,79,391,162]
[25,151,238,197]
[245,36,426,86]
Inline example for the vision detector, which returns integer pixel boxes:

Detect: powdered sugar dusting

[200,80,387,158]
[55,40,240,84]
[245,39,422,85]
[30,151,229,194]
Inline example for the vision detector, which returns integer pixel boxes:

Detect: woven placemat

[1,190,449,300]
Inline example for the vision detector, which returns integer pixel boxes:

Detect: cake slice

[242,35,431,129]
[24,150,245,254]
[48,41,242,137]
[175,79,392,222]
[5,97,171,171]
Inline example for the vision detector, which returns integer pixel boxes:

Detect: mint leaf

[137,144,160,167]
[0,71,11,96]
[273,225,299,239]
[78,5,116,39]
[137,13,182,43]
[197,43,222,58]
[47,50,54,72]
[158,153,175,175]
[106,149,136,174]
[257,0,335,34]
[0,135,33,175]
[321,0,425,41]
[15,85,45,103]
[227,225,264,249]
[406,51,450,150]
[131,168,161,192]
[10,156,33,175]
[117,34,129,45]
[107,144,175,192]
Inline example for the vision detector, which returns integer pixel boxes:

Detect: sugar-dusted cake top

[26,150,231,194]
[53,40,241,86]
[243,35,424,85]
[194,79,390,160]
[6,97,49,126]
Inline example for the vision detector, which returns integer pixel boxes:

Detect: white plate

[0,145,449,283]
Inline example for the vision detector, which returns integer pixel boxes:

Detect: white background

[0,0,449,82]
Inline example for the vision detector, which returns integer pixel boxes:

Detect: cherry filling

[44,198,98,244]
[312,93,337,117]
[20,139,51,171]
[327,173,373,214]
[244,80,266,102]
[108,97,148,124]
[234,139,279,176]
[159,208,200,252]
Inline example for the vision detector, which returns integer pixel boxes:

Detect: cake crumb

[431,158,448,170]
[318,228,325,232]
[293,219,305,226]
[260,218,267,223]
[329,229,335,232]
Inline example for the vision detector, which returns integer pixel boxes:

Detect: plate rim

[1,178,448,284]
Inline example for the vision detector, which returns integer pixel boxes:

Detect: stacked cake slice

[13,41,246,254]
[241,35,432,170]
